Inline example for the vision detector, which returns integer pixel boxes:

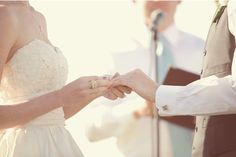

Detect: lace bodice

[0,39,68,125]
[0,39,68,103]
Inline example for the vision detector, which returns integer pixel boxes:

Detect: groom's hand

[112,69,158,103]
[133,101,155,119]
[102,73,132,100]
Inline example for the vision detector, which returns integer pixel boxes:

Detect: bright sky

[30,1,217,156]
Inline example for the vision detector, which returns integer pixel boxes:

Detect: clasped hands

[61,69,158,108]
[103,69,159,103]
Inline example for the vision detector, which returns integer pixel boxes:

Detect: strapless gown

[0,39,84,157]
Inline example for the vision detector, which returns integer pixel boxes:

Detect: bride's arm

[0,91,62,130]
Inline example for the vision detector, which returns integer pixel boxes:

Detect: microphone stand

[148,9,163,157]
[149,27,160,157]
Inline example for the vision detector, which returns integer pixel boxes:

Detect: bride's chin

[0,1,29,6]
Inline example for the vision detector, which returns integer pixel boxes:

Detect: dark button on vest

[192,5,236,157]
[203,50,207,56]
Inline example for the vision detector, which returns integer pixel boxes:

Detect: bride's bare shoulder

[0,5,18,52]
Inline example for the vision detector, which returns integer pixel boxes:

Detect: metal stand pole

[149,30,160,157]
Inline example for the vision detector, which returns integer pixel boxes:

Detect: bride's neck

[0,1,30,6]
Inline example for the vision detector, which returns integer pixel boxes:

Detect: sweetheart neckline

[7,38,59,64]
[15,38,56,53]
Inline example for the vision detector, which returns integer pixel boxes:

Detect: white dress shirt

[156,1,236,116]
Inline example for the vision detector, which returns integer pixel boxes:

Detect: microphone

[150,9,164,32]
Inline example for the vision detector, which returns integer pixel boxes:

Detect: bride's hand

[112,69,158,103]
[103,73,132,100]
[60,76,112,106]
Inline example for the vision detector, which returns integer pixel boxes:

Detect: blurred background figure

[85,1,204,157]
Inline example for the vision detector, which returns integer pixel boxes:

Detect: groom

[112,1,236,157]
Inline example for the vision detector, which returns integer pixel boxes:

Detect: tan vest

[192,6,236,157]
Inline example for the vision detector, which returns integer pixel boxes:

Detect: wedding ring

[90,80,97,89]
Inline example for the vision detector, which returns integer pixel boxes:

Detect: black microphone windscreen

[150,9,164,32]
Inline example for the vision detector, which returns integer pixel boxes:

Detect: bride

[0,1,130,157]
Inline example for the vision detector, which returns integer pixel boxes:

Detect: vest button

[200,69,203,74]
[203,50,207,56]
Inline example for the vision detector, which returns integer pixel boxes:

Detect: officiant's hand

[133,101,155,119]
[112,69,158,103]
[103,73,132,100]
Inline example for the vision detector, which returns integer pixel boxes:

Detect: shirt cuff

[155,85,183,116]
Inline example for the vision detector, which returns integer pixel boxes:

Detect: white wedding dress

[0,39,84,157]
